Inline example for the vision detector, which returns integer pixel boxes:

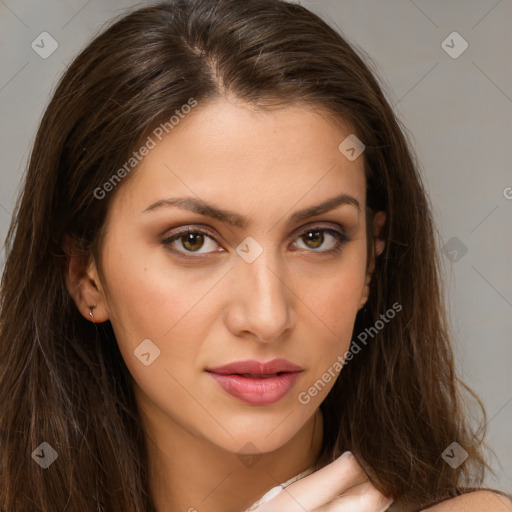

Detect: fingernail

[341,450,353,459]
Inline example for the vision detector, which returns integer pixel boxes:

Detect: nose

[224,248,295,343]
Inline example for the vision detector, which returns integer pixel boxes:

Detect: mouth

[229,372,291,378]
[206,359,303,406]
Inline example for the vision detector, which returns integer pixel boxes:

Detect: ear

[359,210,386,310]
[62,237,110,323]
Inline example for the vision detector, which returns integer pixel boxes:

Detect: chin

[196,405,316,455]
[211,429,299,457]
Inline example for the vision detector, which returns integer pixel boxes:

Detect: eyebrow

[142,193,361,229]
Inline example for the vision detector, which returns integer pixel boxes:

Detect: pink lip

[206,358,303,406]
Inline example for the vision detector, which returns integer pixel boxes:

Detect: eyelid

[290,221,347,240]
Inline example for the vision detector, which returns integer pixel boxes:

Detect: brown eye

[293,227,348,253]
[301,230,324,249]
[162,228,222,255]
[181,232,205,252]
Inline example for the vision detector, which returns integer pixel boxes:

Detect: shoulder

[421,490,512,511]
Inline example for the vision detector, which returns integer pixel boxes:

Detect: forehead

[109,98,367,219]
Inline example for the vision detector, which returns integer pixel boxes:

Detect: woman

[0,1,510,511]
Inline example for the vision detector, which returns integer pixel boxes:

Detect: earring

[89,305,96,322]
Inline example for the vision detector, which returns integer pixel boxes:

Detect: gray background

[1,0,511,495]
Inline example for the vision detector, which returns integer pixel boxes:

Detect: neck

[144,409,323,512]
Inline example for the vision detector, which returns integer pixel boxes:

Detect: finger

[254,451,369,512]
[317,480,394,512]
[327,493,393,512]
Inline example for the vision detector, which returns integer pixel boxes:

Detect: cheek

[100,244,218,418]
[303,252,367,337]
[103,233,209,331]
[100,234,224,377]
[294,251,367,398]
[308,278,362,366]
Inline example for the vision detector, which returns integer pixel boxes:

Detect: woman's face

[94,97,373,455]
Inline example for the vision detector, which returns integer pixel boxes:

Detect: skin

[65,97,510,512]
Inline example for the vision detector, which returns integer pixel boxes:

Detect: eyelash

[161,225,349,259]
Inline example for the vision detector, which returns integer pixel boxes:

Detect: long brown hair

[0,1,507,511]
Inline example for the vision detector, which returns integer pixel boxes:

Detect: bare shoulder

[422,491,512,511]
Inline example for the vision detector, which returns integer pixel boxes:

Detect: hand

[247,451,393,512]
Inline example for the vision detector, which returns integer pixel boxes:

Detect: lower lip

[207,371,301,406]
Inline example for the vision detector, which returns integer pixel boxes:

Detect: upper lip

[206,358,303,375]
